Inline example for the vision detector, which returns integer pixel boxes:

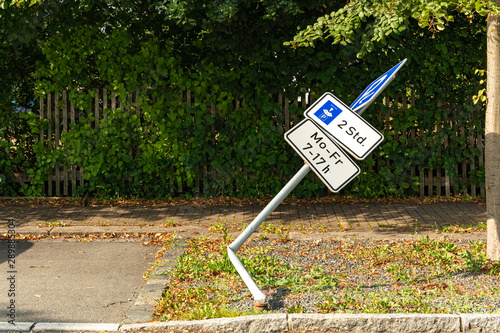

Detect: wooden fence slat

[47,93,53,196]
[284,97,290,132]
[128,92,133,158]
[401,93,412,182]
[135,88,142,157]
[460,115,467,195]
[55,93,60,197]
[385,95,391,168]
[376,103,382,174]
[39,94,46,195]
[103,87,108,122]
[443,112,450,197]
[478,132,485,196]
[112,90,116,111]
[436,101,442,196]
[277,94,283,134]
[410,89,416,143]
[70,102,77,195]
[470,109,477,196]
[63,90,69,196]
[40,94,44,142]
[47,93,52,148]
[420,168,425,197]
[293,99,298,127]
[451,112,458,195]
[95,88,100,128]
[135,88,140,117]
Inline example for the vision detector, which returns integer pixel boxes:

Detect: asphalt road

[0,239,160,323]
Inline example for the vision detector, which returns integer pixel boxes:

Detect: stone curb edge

[2,314,500,332]
[121,239,187,324]
[121,313,500,333]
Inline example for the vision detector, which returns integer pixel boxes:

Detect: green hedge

[0,1,487,198]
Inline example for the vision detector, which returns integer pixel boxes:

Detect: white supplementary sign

[350,59,407,113]
[284,119,360,192]
[304,92,384,160]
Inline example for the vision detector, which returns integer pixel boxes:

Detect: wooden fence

[36,88,142,196]
[33,88,485,197]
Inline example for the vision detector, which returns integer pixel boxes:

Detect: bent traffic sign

[285,119,360,192]
[304,92,383,160]
[230,58,407,306]
[350,59,407,114]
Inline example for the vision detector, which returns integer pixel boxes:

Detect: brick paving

[0,201,487,235]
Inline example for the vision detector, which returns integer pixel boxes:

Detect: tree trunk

[486,5,500,260]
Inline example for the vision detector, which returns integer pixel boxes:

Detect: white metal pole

[227,163,311,302]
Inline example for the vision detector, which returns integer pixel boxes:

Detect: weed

[367,296,399,313]
[306,265,338,290]
[261,221,276,233]
[209,219,226,233]
[489,262,500,275]
[386,264,416,285]
[154,284,255,321]
[38,221,67,227]
[275,227,291,243]
[163,219,178,227]
[317,293,359,312]
[286,303,305,313]
[438,222,487,233]
[476,221,487,230]
[460,250,486,272]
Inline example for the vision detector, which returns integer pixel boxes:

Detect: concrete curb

[120,314,500,332]
[121,314,288,332]
[0,322,34,332]
[32,322,120,332]
[461,314,500,333]
[1,314,500,332]
[121,239,187,324]
[288,313,461,332]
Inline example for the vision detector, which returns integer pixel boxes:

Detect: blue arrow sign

[350,59,407,114]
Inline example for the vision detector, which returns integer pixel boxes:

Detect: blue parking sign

[350,59,407,114]
[313,100,342,125]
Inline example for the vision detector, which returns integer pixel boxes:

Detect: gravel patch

[220,238,500,314]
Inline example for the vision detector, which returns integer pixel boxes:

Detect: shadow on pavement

[0,240,34,265]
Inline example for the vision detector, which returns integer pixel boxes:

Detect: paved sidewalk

[0,239,159,323]
[0,201,487,236]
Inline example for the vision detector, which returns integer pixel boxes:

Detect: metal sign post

[228,59,407,310]
[227,164,311,306]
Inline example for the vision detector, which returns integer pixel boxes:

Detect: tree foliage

[0,0,490,198]
[288,0,499,58]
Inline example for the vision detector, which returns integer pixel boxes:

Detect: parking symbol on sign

[313,100,342,125]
